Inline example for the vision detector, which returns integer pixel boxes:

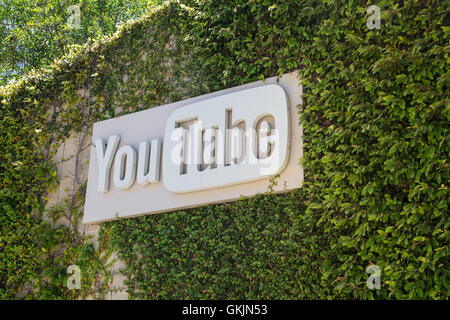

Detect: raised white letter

[95,135,120,193]
[258,121,273,159]
[137,139,162,185]
[113,145,137,190]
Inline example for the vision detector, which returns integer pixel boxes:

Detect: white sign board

[83,72,303,224]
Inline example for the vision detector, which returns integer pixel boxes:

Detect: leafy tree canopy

[0,0,163,85]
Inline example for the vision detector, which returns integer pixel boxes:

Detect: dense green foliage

[299,0,449,298]
[0,70,114,299]
[104,191,309,299]
[1,0,448,299]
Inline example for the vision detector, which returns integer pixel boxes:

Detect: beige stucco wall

[45,95,128,300]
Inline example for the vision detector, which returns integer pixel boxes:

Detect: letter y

[95,135,120,192]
